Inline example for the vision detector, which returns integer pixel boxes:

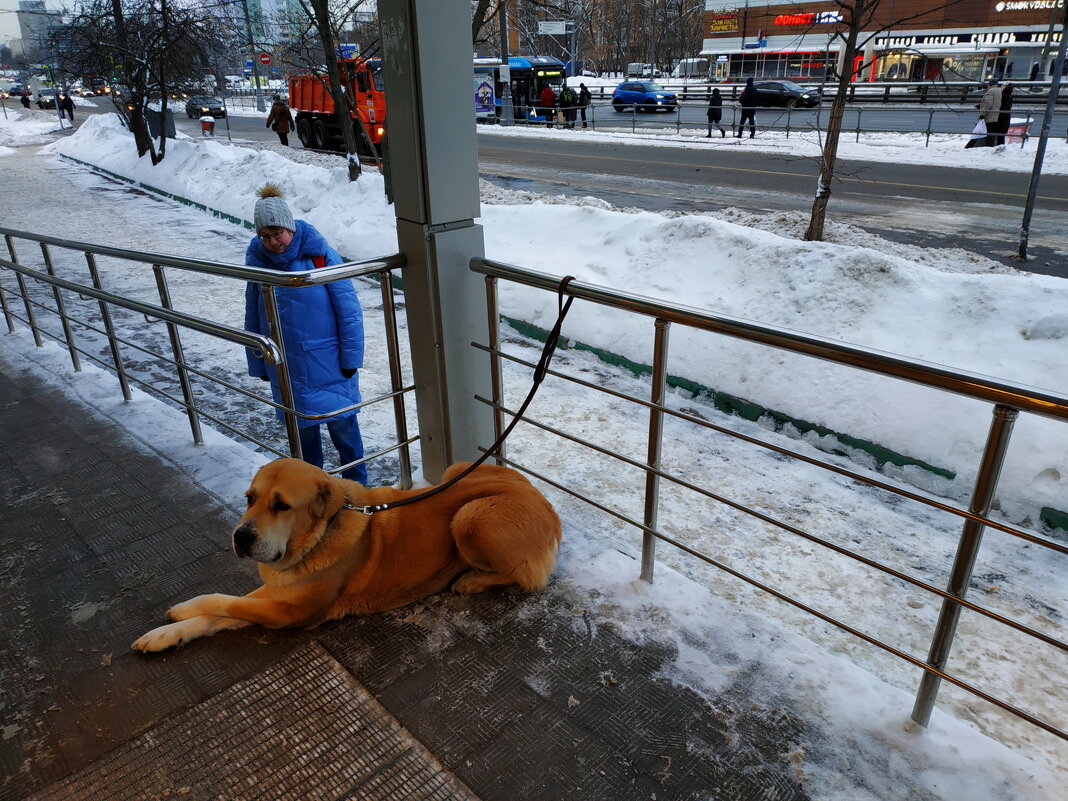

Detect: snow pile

[47,113,1068,529]
[4,122,1065,799]
[0,106,67,146]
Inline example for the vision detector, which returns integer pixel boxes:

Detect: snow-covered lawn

[1,105,1065,800]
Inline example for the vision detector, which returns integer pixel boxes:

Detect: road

[75,102,1068,276]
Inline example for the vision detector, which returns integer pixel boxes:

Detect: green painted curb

[503,315,954,479]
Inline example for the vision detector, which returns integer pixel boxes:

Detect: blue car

[611,81,678,113]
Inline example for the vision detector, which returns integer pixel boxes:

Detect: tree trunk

[804,14,863,241]
[309,0,360,180]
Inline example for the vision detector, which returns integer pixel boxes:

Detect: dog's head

[232,458,346,568]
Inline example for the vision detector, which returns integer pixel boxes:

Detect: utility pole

[1018,5,1067,260]
[240,0,266,112]
[498,0,513,126]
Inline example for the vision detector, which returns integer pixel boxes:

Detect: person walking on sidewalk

[60,93,75,123]
[20,93,30,110]
[993,82,1014,146]
[706,88,725,137]
[265,96,295,146]
[977,80,1003,147]
[243,184,367,483]
[736,77,757,138]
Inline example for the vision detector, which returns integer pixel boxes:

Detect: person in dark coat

[559,83,577,129]
[736,77,757,138]
[265,96,295,146]
[539,84,556,128]
[578,83,591,128]
[20,93,31,109]
[706,87,725,137]
[244,184,367,484]
[59,93,75,122]
[993,82,1014,146]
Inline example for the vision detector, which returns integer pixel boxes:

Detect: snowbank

[46,114,1068,529]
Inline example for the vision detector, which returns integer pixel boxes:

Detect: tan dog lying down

[133,458,561,652]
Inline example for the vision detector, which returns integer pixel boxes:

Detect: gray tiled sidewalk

[0,356,809,801]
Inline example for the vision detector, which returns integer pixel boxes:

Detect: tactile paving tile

[28,643,480,801]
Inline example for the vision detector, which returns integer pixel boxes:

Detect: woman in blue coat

[244,184,367,483]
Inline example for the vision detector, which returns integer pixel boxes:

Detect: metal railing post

[855,107,862,143]
[261,284,302,459]
[911,403,1019,727]
[640,318,670,583]
[380,270,413,488]
[631,106,636,133]
[85,252,132,401]
[6,235,42,346]
[40,242,81,371]
[153,264,203,445]
[925,110,934,147]
[0,237,14,333]
[484,275,505,465]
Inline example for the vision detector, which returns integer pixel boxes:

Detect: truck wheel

[311,120,327,150]
[296,118,312,148]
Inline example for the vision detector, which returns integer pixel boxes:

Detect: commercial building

[700,0,1066,82]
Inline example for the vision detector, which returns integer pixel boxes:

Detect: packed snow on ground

[1,109,1065,798]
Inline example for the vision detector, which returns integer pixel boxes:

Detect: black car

[752,80,821,108]
[184,95,226,118]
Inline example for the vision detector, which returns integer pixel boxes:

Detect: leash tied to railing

[344,275,577,516]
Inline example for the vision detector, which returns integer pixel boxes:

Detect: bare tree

[283,0,381,181]
[805,0,965,241]
[61,0,230,163]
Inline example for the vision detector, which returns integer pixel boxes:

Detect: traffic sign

[259,53,271,66]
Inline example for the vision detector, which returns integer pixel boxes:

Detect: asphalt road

[75,103,1068,276]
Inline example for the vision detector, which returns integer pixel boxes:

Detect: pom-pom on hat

[254,184,295,233]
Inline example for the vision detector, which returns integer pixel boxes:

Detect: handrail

[472,258,1068,422]
[472,256,1068,745]
[1,256,282,363]
[0,226,406,287]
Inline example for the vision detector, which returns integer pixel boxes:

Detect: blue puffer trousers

[243,220,364,428]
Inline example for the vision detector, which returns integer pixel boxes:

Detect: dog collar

[341,498,389,516]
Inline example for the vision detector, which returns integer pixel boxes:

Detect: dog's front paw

[133,621,191,652]
[167,595,214,621]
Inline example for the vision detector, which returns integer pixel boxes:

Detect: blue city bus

[473,55,566,121]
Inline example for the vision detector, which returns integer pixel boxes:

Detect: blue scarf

[246,219,329,271]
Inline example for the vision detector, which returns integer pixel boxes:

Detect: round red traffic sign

[258,53,271,66]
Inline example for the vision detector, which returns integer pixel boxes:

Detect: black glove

[341,368,356,379]
[259,375,270,382]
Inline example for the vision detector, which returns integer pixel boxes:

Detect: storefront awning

[699,47,839,57]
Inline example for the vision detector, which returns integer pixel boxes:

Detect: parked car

[751,80,822,108]
[611,81,678,112]
[184,95,226,118]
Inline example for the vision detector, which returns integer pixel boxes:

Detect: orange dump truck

[288,57,385,154]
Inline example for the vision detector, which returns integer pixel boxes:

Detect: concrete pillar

[379,0,493,482]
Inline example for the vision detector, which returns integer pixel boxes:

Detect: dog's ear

[312,480,336,519]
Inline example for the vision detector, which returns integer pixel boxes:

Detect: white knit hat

[254,184,295,233]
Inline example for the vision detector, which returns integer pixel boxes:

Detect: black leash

[344,275,576,516]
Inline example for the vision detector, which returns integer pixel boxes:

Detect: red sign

[258,53,271,66]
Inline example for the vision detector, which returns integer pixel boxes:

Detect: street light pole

[240,0,266,112]
[1018,5,1067,260]
[498,0,514,126]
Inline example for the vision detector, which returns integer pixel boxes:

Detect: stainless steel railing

[0,227,414,486]
[471,256,1068,743]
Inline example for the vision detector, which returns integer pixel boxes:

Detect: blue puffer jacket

[244,220,364,427]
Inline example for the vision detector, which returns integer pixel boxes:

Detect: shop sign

[710,13,739,33]
[774,11,843,25]
[994,0,1063,11]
